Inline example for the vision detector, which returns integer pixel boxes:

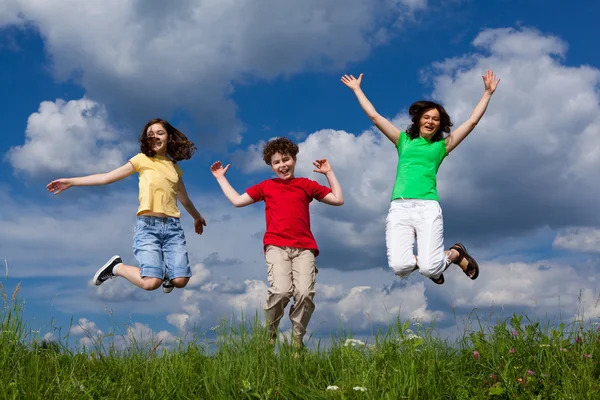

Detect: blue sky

[1,0,599,348]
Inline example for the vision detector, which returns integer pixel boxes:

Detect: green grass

[2,283,600,399]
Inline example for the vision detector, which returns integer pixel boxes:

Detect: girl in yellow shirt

[47,118,206,293]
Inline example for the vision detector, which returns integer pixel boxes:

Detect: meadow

[1,282,599,399]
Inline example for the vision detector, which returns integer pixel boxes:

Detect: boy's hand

[194,216,207,234]
[210,161,230,179]
[313,159,332,174]
[47,178,73,195]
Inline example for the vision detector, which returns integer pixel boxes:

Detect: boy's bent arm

[215,176,255,207]
[320,170,344,206]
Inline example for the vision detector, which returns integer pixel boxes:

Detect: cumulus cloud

[553,228,600,254]
[1,0,428,144]
[166,267,442,336]
[5,98,134,177]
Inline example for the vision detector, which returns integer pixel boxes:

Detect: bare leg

[171,277,190,288]
[115,264,162,291]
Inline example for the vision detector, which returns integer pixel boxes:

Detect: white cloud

[1,0,429,143]
[553,228,600,253]
[5,98,134,177]
[69,317,103,336]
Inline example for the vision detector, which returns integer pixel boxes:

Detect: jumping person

[47,118,206,293]
[210,137,343,348]
[341,70,500,284]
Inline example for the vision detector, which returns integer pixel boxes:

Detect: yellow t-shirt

[129,153,183,218]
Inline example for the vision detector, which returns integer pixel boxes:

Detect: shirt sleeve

[396,131,407,150]
[245,180,266,202]
[308,179,332,200]
[439,138,448,161]
[128,153,144,171]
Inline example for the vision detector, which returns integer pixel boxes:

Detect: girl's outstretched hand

[194,216,207,234]
[210,161,230,178]
[313,159,332,174]
[483,70,500,94]
[341,74,363,91]
[47,178,72,195]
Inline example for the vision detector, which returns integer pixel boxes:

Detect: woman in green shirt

[341,70,500,284]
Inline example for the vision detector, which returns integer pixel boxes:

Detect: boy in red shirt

[210,137,344,348]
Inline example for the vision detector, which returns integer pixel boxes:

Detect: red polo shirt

[246,177,331,256]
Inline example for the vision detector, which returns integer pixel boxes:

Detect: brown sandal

[430,273,445,285]
[450,243,479,280]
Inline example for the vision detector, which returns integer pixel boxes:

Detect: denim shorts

[133,216,192,280]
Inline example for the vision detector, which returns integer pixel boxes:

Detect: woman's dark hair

[406,100,453,142]
[262,137,299,165]
[140,118,196,161]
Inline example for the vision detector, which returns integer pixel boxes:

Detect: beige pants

[264,245,317,342]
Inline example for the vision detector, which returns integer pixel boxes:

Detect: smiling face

[146,123,169,155]
[270,152,296,180]
[418,108,441,139]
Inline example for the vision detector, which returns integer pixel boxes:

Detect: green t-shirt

[391,132,448,202]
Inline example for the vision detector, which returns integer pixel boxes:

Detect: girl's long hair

[139,118,196,161]
[405,100,453,142]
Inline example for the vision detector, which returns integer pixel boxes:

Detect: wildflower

[560,348,568,352]
[473,350,481,359]
[527,370,535,376]
[516,377,524,385]
[539,344,550,347]
[576,336,583,344]
[512,330,518,337]
[585,354,592,359]
[509,347,515,354]
[405,333,422,341]
[353,386,367,392]
[209,325,219,331]
[490,373,498,380]
[344,338,365,347]
[326,386,339,391]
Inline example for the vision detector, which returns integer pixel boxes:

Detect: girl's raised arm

[445,70,500,154]
[341,73,401,145]
[47,162,136,195]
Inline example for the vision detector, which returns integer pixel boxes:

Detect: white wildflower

[326,386,339,391]
[344,338,365,347]
[353,386,367,392]
[405,333,422,341]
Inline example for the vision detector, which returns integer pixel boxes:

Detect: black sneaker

[162,278,174,294]
[93,255,121,286]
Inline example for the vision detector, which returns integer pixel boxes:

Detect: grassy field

[1,284,599,399]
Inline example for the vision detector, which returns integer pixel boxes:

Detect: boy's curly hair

[262,137,299,165]
[140,118,197,161]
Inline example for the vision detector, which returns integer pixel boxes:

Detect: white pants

[385,199,449,279]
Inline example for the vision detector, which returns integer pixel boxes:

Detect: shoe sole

[93,255,120,286]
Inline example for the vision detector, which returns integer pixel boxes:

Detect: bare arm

[210,161,255,208]
[47,162,136,195]
[177,178,207,234]
[313,159,344,206]
[445,70,500,154]
[341,74,400,145]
